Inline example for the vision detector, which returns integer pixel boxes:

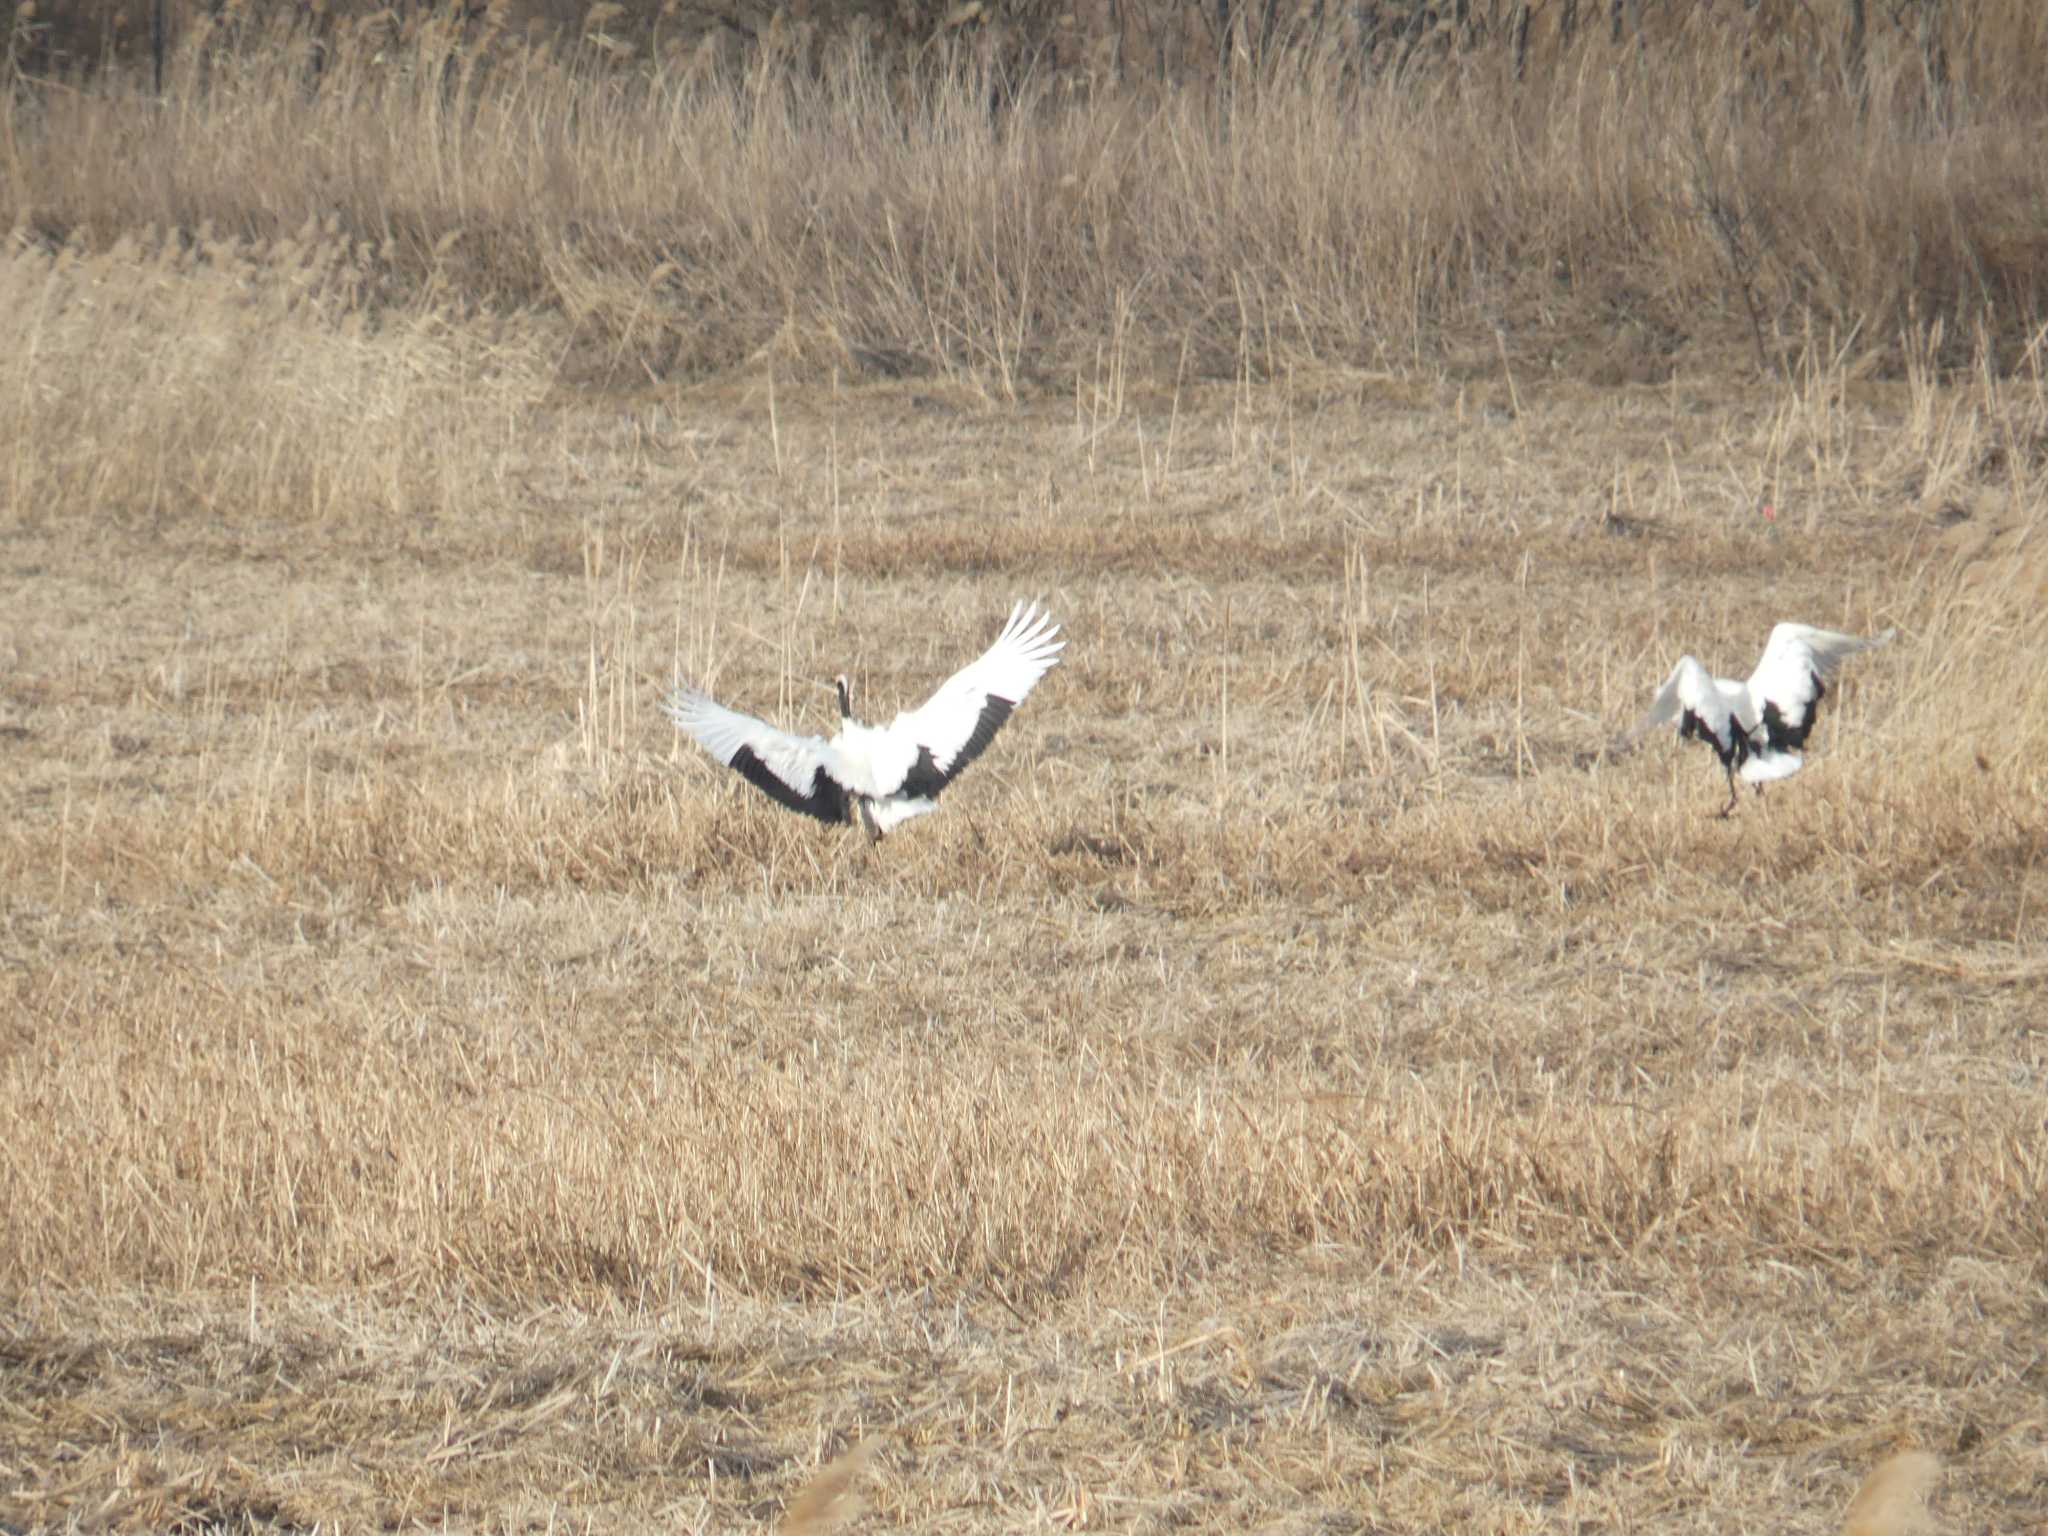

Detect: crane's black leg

[855,798,883,845]
[1718,763,1739,819]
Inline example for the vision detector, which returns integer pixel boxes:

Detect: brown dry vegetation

[7,3,2048,389]
[4,21,2048,1536]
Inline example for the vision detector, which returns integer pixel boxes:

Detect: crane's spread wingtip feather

[660,684,706,735]
[999,599,1066,660]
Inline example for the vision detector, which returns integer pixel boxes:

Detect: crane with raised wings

[665,600,1065,842]
[1634,621,1895,816]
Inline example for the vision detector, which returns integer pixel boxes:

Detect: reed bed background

[6,1,2048,389]
[3,12,2046,1532]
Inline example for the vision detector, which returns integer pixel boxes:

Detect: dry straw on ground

[3,23,2046,1536]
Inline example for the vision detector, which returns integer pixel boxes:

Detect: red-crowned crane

[665,600,1064,842]
[1635,621,1895,816]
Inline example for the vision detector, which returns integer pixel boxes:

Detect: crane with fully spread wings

[665,600,1064,842]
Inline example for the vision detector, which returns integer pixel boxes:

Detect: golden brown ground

[2,232,2045,1533]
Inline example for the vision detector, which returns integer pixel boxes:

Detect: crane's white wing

[1635,654,1744,754]
[663,685,852,825]
[1745,622,1894,752]
[882,600,1065,796]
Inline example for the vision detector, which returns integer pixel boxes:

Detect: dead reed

[5,8,2046,390]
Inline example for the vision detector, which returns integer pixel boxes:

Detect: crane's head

[833,674,853,720]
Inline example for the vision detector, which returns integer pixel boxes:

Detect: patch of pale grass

[1843,1451,1943,1536]
[781,1435,881,1533]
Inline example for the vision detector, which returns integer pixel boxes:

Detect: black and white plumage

[1635,622,1895,816]
[664,600,1064,841]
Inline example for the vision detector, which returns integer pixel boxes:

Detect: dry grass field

[5,26,2048,1536]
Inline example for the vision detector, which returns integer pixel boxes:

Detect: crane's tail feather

[1739,749,1803,785]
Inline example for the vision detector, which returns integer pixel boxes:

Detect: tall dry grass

[4,6,2046,391]
[1,225,552,530]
